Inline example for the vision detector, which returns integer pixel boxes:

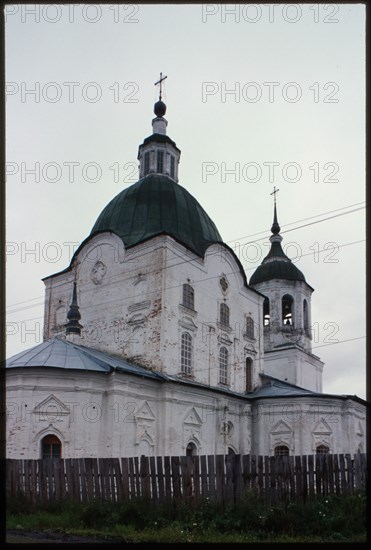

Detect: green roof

[90,175,223,257]
[250,259,306,285]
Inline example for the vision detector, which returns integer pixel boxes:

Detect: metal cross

[154,72,167,101]
[270,186,280,205]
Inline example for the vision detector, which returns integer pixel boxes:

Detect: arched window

[274,445,289,456]
[282,295,294,325]
[228,447,236,455]
[182,283,194,310]
[245,358,253,392]
[303,299,309,333]
[316,444,330,454]
[219,346,229,385]
[181,332,193,375]
[42,434,62,459]
[186,442,197,456]
[245,316,254,338]
[220,303,230,327]
[263,298,270,326]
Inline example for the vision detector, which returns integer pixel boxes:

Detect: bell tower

[249,189,323,391]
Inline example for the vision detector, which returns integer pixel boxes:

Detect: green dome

[249,238,306,285]
[249,260,306,285]
[90,175,223,257]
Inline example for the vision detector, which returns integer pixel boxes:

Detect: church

[6,78,366,460]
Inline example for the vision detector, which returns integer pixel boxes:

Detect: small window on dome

[170,155,175,178]
[157,151,164,173]
[144,152,150,176]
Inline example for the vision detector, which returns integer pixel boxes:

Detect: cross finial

[270,186,279,205]
[154,72,167,101]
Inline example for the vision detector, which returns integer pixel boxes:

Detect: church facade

[6,92,366,460]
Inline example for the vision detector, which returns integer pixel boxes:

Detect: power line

[6,203,365,313]
[6,237,365,320]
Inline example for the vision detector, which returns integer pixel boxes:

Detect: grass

[7,491,367,543]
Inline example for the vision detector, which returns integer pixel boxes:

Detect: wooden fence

[6,453,366,506]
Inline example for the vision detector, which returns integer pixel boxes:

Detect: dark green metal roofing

[250,259,306,285]
[249,239,306,285]
[90,174,223,257]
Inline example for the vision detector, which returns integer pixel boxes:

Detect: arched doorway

[41,434,62,459]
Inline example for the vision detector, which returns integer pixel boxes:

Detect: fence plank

[288,455,295,503]
[38,459,47,502]
[264,456,270,503]
[250,455,257,492]
[141,456,150,500]
[23,460,31,500]
[257,455,264,501]
[242,455,250,493]
[79,458,87,503]
[85,458,95,500]
[149,456,157,502]
[315,454,322,496]
[345,454,353,494]
[156,456,165,503]
[200,455,208,499]
[92,457,100,499]
[30,459,38,502]
[110,458,117,501]
[225,454,234,503]
[339,454,346,494]
[207,455,215,500]
[295,456,303,503]
[215,455,224,504]
[234,455,242,502]
[53,459,62,500]
[302,455,308,503]
[269,456,277,505]
[128,457,135,498]
[72,458,81,502]
[121,458,129,500]
[113,458,123,501]
[307,454,314,500]
[98,458,106,500]
[134,457,141,498]
[171,456,181,501]
[327,454,334,495]
[164,456,172,503]
[193,455,200,505]
[65,459,73,500]
[180,456,192,502]
[333,454,340,496]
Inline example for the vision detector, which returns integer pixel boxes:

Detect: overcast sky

[5,4,365,399]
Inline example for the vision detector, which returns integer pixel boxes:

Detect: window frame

[220,303,230,328]
[182,283,195,311]
[180,332,193,376]
[219,346,229,385]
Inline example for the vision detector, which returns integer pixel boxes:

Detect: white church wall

[263,348,324,392]
[160,239,264,393]
[6,368,254,459]
[251,396,366,456]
